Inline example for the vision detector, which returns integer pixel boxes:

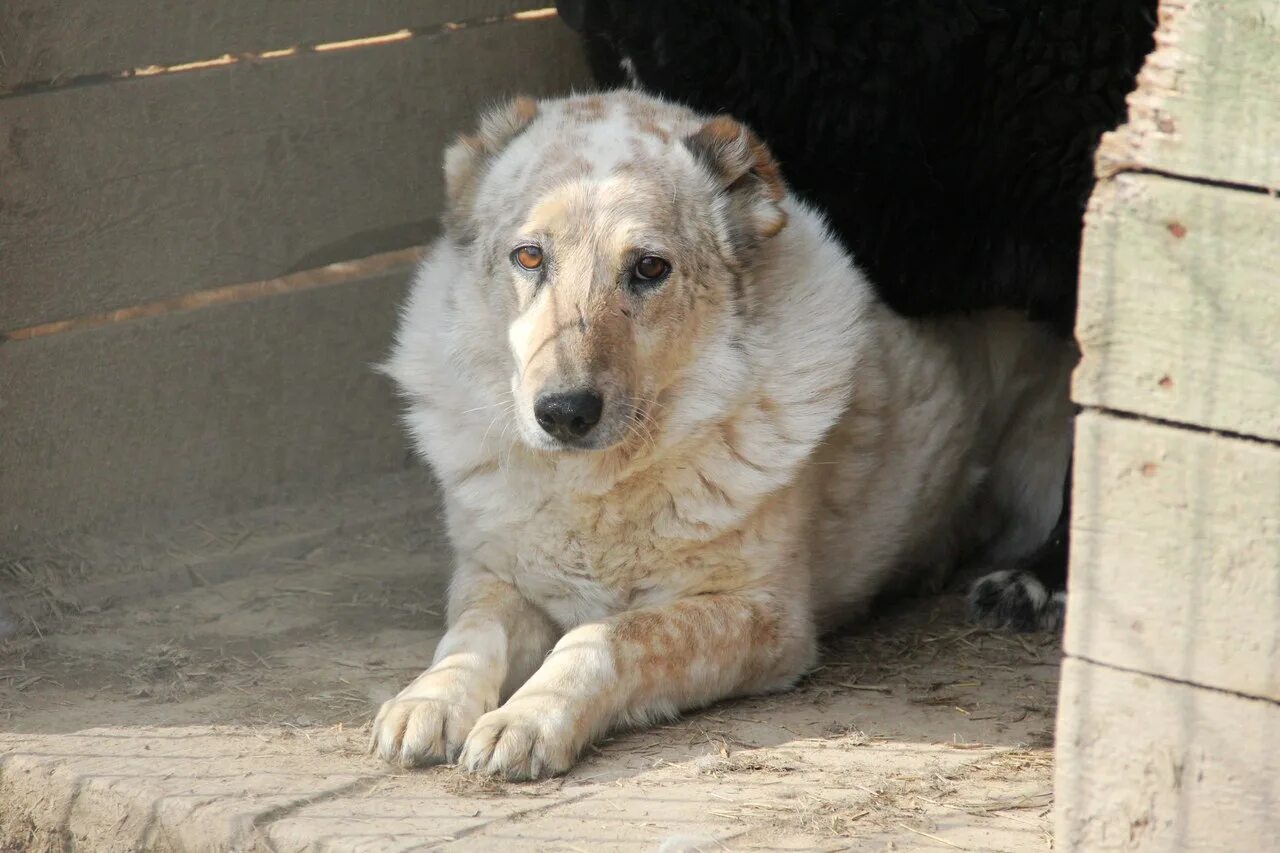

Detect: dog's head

[444,92,788,453]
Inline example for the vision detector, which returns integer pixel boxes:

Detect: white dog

[371,90,1072,780]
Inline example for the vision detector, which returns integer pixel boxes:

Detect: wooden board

[0,16,590,331]
[1068,411,1280,702]
[1097,0,1280,189]
[1074,174,1280,442]
[0,265,415,543]
[1055,658,1280,851]
[0,0,550,91]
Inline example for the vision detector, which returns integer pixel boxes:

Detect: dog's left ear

[684,116,788,253]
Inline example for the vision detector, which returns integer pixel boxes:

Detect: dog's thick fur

[371,91,1073,780]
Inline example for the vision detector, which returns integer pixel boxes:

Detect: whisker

[498,419,518,477]
[480,412,503,450]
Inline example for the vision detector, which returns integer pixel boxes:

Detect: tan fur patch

[511,96,539,126]
[564,95,606,119]
[636,117,672,143]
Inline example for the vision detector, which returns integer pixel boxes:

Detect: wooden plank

[1074,173,1280,441]
[1097,0,1280,189]
[0,265,415,544]
[0,16,590,331]
[1067,411,1280,702]
[1055,658,1280,851]
[0,0,550,91]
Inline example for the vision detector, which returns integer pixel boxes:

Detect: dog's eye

[512,245,543,271]
[632,255,670,284]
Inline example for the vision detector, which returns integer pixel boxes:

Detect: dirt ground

[1,472,1061,851]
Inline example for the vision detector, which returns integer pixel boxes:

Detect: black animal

[556,0,1156,631]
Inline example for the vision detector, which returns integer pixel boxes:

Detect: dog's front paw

[458,701,582,780]
[369,695,485,768]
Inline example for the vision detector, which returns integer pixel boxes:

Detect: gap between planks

[1064,653,1280,710]
[1095,163,1280,200]
[0,7,558,99]
[1075,404,1280,452]
[1,247,422,343]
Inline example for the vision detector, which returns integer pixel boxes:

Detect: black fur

[968,570,1065,633]
[557,0,1156,333]
[558,1,1154,624]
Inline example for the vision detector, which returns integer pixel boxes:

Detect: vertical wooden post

[1057,1,1280,848]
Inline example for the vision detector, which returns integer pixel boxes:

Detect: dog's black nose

[534,390,604,441]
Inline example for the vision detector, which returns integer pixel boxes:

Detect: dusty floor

[1,472,1060,851]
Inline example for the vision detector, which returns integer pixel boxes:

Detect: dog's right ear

[443,96,540,224]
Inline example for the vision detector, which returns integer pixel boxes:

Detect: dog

[370,90,1073,780]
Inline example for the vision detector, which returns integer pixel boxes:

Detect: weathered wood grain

[1062,3,1280,848]
[1097,0,1280,189]
[0,16,590,330]
[1055,658,1280,851]
[1074,173,1280,441]
[1068,411,1280,702]
[0,265,415,543]
[0,0,551,91]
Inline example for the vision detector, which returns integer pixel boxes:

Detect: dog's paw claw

[369,696,482,768]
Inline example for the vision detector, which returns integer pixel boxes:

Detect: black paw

[968,569,1064,633]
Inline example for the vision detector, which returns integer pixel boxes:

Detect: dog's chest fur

[447,420,800,629]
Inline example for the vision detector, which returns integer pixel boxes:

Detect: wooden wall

[0,3,591,547]
[1056,0,1280,848]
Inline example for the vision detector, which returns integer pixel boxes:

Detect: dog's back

[804,309,1072,628]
